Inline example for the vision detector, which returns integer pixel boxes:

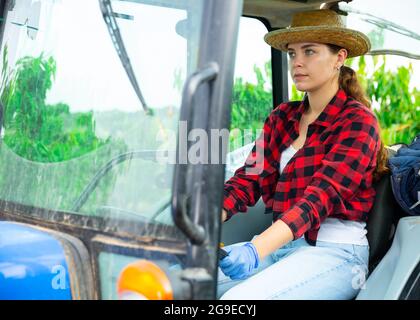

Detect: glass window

[341,0,420,145]
[226,17,272,178]
[0,0,205,231]
[286,0,419,145]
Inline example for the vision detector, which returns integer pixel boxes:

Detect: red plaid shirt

[223,89,381,245]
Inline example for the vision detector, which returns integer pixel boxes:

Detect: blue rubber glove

[219,242,260,280]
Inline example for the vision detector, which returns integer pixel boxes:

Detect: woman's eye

[305,49,315,55]
[288,52,295,58]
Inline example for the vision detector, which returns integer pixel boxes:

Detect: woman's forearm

[251,219,294,260]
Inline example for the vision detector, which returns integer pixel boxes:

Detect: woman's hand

[221,209,227,222]
[219,242,260,280]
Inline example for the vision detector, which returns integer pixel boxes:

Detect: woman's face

[287,42,346,93]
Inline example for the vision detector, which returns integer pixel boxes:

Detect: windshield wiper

[99,0,152,114]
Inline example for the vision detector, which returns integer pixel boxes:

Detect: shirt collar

[290,89,348,127]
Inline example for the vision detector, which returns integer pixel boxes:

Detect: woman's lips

[294,74,308,80]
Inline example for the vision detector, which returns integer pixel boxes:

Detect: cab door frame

[0,0,244,300]
[170,0,244,299]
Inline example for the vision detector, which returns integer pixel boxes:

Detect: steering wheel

[72,150,172,223]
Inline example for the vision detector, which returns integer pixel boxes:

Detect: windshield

[0,0,204,237]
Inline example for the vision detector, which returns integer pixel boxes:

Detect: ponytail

[328,45,390,182]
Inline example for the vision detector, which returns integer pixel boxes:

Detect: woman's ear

[337,48,348,68]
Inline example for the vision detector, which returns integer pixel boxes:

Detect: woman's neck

[306,81,339,116]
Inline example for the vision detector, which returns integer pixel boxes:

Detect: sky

[1,0,419,113]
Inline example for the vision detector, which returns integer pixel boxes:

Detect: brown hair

[327,44,389,182]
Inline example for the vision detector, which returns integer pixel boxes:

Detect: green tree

[0,51,125,162]
[349,55,419,145]
[229,61,272,149]
[231,56,419,149]
[0,50,127,213]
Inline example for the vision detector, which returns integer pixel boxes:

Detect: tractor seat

[366,171,406,273]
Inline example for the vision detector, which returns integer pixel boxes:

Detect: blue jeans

[217,237,369,300]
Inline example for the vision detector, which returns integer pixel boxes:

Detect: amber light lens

[117,260,173,300]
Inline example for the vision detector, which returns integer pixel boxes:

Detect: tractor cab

[0,0,418,299]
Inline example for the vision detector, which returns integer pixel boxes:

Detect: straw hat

[264,9,371,58]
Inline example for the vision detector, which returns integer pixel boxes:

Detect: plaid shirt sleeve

[223,108,279,221]
[276,111,380,239]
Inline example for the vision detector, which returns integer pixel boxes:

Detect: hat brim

[264,26,371,58]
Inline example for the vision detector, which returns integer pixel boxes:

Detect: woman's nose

[292,54,304,68]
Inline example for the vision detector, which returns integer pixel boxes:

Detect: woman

[218,9,389,300]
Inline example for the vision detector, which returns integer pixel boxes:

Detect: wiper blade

[99,0,151,114]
